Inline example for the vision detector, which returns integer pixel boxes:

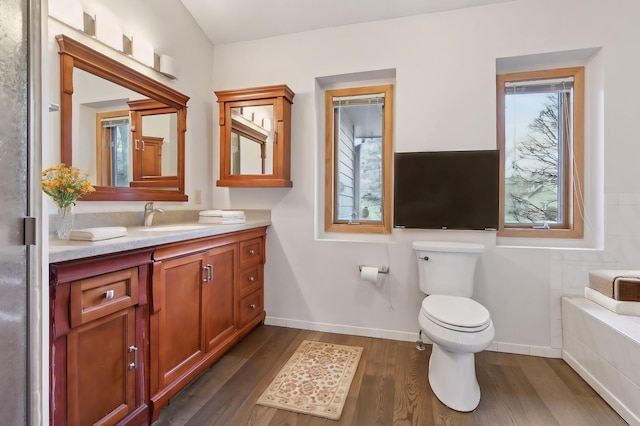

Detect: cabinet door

[203,244,238,352]
[156,252,207,388]
[66,307,136,426]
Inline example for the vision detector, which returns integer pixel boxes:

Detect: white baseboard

[264,316,419,342]
[264,316,562,358]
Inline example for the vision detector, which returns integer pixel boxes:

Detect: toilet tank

[413,241,484,297]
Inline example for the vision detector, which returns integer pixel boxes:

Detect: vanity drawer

[239,237,263,269]
[70,267,139,327]
[239,265,263,298]
[239,290,263,326]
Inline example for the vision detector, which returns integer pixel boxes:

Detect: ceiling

[179,0,515,45]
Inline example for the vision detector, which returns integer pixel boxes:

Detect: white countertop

[49,218,271,263]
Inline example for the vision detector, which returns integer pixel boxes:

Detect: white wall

[210,0,640,357]
[42,0,640,357]
[45,0,214,212]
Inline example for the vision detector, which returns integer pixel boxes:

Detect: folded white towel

[584,287,640,317]
[69,226,128,241]
[199,209,245,218]
[199,216,245,224]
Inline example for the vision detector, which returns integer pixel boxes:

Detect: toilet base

[428,343,481,412]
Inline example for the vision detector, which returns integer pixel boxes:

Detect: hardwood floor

[152,325,627,426]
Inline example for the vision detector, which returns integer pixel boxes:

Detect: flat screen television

[393,150,499,230]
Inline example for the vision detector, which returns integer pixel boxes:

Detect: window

[325,85,393,234]
[96,110,131,187]
[497,67,584,238]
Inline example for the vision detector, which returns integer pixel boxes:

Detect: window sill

[325,222,391,235]
[315,229,396,244]
[498,227,583,239]
[496,235,596,250]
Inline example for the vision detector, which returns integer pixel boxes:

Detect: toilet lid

[422,295,491,332]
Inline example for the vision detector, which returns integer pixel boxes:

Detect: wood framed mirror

[56,34,189,201]
[215,85,294,187]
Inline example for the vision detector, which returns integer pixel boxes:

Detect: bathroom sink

[138,224,212,232]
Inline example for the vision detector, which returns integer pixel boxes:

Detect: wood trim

[95,109,129,186]
[78,186,188,201]
[128,100,180,186]
[152,227,267,261]
[324,84,393,234]
[127,99,171,111]
[50,249,154,285]
[231,116,268,144]
[215,84,294,104]
[496,67,584,239]
[324,90,334,232]
[56,34,189,202]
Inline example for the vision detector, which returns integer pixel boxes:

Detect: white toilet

[413,241,495,412]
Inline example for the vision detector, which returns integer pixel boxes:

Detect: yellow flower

[42,163,95,208]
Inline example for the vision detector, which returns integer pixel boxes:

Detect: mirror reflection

[140,113,178,176]
[230,105,274,175]
[96,110,129,186]
[57,34,189,201]
[73,68,179,188]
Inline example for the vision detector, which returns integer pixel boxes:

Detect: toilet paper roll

[360,266,379,283]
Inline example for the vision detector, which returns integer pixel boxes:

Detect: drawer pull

[129,345,138,370]
[248,276,255,282]
[203,264,213,283]
[248,249,255,255]
[104,289,115,300]
[249,303,256,309]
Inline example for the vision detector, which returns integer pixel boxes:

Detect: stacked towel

[588,269,640,302]
[69,226,128,241]
[584,287,640,317]
[199,210,246,224]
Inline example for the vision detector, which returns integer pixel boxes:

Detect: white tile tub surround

[562,296,640,426]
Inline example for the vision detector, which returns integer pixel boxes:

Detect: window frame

[496,66,584,239]
[324,84,393,234]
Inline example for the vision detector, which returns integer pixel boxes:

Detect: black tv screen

[393,150,499,230]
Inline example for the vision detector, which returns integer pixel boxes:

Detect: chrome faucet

[143,202,165,226]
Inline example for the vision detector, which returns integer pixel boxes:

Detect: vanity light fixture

[158,54,178,80]
[48,0,84,31]
[94,10,123,51]
[131,36,155,68]
[50,6,177,80]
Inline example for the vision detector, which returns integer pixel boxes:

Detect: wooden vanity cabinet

[238,237,265,327]
[49,249,153,426]
[149,227,267,421]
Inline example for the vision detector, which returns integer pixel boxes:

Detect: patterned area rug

[256,340,363,420]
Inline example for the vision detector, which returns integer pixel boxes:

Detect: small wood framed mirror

[215,85,294,187]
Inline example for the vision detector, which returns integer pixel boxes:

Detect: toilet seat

[422,295,491,332]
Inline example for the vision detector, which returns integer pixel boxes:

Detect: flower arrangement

[42,163,95,208]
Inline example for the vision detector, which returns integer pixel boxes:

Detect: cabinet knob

[248,249,255,255]
[104,289,115,300]
[248,276,255,282]
[249,304,256,309]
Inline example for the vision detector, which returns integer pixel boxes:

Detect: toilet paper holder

[358,265,389,274]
